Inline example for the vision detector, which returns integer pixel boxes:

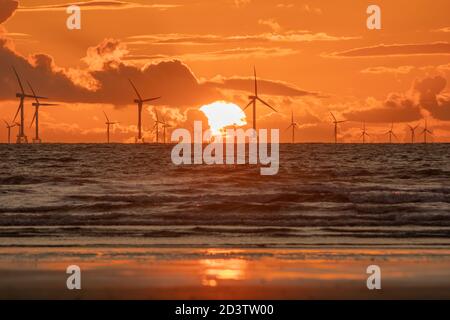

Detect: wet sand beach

[1,246,450,299]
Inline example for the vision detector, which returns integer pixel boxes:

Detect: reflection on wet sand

[201,258,248,287]
[1,247,450,299]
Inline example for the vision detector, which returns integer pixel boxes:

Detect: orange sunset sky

[0,0,449,143]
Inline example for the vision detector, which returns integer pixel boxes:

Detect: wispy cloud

[328,42,450,58]
[300,4,322,15]
[258,19,281,32]
[360,63,450,75]
[360,66,415,74]
[233,0,251,8]
[18,1,180,12]
[123,47,299,63]
[126,31,357,46]
[432,27,450,33]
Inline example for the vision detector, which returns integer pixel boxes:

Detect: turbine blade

[330,112,337,122]
[26,81,39,104]
[103,111,109,123]
[257,97,277,112]
[254,66,257,96]
[12,66,25,94]
[128,79,142,101]
[243,99,253,111]
[285,124,293,131]
[13,105,21,122]
[3,120,8,127]
[24,94,47,99]
[40,103,59,106]
[142,96,161,103]
[30,111,37,128]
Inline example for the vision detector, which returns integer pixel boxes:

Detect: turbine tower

[408,123,419,143]
[12,67,46,144]
[330,112,346,144]
[286,110,299,143]
[243,67,278,131]
[128,79,160,143]
[386,123,397,143]
[27,81,58,144]
[103,111,118,144]
[3,120,18,144]
[360,122,369,144]
[421,120,433,144]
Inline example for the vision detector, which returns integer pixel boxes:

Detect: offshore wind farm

[1,66,439,145]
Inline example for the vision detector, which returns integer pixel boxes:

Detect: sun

[199,101,247,136]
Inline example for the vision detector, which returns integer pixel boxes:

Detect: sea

[1,143,450,249]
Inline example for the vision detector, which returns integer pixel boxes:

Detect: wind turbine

[27,81,58,143]
[360,122,370,144]
[286,110,299,143]
[103,111,118,144]
[386,123,397,143]
[330,112,346,144]
[161,115,172,144]
[128,79,161,143]
[12,66,47,143]
[421,120,433,144]
[152,109,164,143]
[407,123,420,143]
[3,120,18,144]
[243,67,278,131]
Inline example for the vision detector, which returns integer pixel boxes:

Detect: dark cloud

[414,76,450,120]
[0,0,18,24]
[0,40,218,107]
[331,42,450,57]
[90,60,219,106]
[208,76,318,97]
[343,76,450,122]
[343,93,422,123]
[0,38,314,108]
